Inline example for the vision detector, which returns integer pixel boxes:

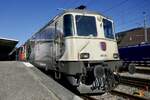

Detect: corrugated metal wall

[116,28,150,47]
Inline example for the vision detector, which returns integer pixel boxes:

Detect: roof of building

[116,27,150,47]
[0,37,18,60]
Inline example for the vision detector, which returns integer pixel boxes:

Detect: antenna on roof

[75,5,87,10]
[57,8,66,11]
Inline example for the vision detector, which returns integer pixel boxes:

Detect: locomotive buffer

[0,61,82,100]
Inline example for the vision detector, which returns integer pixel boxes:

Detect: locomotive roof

[63,9,104,16]
[30,9,111,40]
[61,9,111,20]
[50,9,111,25]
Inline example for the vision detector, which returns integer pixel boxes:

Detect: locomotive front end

[59,11,121,93]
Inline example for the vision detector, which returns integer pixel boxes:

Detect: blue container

[119,43,150,62]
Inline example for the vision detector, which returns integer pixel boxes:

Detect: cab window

[76,15,97,36]
[103,19,114,39]
[63,14,74,37]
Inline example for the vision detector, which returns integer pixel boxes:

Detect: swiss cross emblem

[100,42,106,51]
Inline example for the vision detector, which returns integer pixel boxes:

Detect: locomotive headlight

[80,53,90,59]
[113,53,119,59]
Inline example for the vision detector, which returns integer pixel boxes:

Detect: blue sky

[0,0,150,45]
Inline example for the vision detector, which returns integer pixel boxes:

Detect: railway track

[120,76,150,90]
[135,67,150,75]
[111,90,149,100]
[80,95,98,100]
[80,90,150,100]
[40,65,150,100]
[80,69,150,100]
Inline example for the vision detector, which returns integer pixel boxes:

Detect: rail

[111,90,149,100]
[80,95,98,100]
[120,76,150,90]
[136,67,150,75]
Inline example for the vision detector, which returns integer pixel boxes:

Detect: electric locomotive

[19,8,125,94]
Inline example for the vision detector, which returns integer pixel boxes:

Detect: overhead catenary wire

[116,22,144,32]
[103,0,129,13]
[115,0,150,19]
[84,0,95,7]
[115,1,149,32]
[117,19,144,28]
[59,0,80,9]
[116,15,147,25]
[116,15,150,32]
[58,0,150,33]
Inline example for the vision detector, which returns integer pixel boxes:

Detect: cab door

[54,21,65,61]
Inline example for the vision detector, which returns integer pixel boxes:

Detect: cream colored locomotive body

[25,9,121,94]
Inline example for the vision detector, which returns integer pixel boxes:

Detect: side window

[44,28,53,39]
[63,14,73,37]
[44,25,55,39]
[103,19,114,39]
[54,22,59,39]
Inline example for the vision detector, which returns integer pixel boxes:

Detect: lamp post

[143,12,148,42]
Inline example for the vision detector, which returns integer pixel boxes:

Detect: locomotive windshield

[103,19,114,39]
[75,15,97,36]
[63,14,74,37]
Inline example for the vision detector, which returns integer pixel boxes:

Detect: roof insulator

[75,5,87,10]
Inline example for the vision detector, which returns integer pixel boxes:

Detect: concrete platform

[0,61,82,100]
